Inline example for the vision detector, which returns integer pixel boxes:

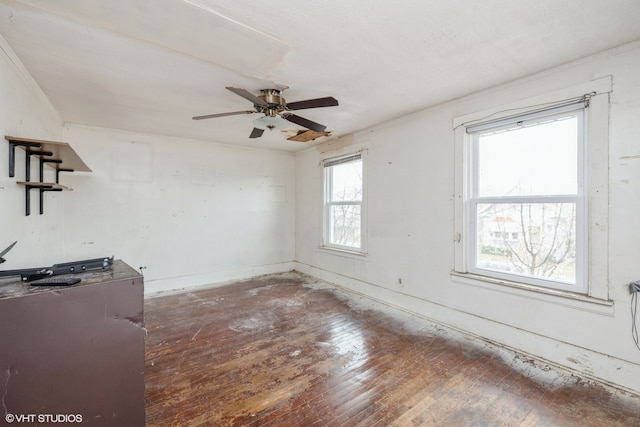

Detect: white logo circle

[5,413,15,423]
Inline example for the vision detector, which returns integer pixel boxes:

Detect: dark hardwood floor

[145,272,640,426]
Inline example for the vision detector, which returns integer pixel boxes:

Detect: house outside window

[322,153,365,252]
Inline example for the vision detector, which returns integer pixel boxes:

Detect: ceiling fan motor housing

[257,89,286,117]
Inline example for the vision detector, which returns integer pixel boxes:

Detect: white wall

[62,125,296,293]
[0,36,296,293]
[295,41,640,394]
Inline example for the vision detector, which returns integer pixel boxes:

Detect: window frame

[321,151,367,254]
[465,103,587,293]
[453,77,611,301]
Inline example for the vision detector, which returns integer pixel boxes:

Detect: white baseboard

[144,261,295,296]
[294,261,640,397]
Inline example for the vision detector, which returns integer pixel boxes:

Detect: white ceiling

[0,0,639,152]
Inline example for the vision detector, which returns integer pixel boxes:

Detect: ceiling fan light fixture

[252,115,289,131]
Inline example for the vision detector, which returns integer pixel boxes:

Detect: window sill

[318,245,368,258]
[450,271,613,315]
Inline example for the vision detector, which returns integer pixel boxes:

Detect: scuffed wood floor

[145,272,640,426]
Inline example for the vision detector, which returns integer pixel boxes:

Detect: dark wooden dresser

[0,260,144,426]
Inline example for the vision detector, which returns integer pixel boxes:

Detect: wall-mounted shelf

[15,182,71,190]
[6,136,91,215]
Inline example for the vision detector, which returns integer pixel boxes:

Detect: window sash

[468,200,583,291]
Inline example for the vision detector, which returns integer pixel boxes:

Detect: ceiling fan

[192,87,339,139]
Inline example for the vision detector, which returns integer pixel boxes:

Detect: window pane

[477,116,578,197]
[475,203,576,284]
[329,204,361,248]
[329,159,362,202]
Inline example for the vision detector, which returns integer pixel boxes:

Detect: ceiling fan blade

[284,114,327,132]
[226,87,268,107]
[249,128,264,139]
[192,110,255,120]
[286,97,338,111]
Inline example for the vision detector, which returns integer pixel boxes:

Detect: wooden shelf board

[16,181,72,191]
[6,136,92,172]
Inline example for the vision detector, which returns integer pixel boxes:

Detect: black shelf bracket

[55,168,75,184]
[40,158,63,182]
[8,141,41,177]
[39,187,63,215]
[24,183,53,216]
[25,149,53,182]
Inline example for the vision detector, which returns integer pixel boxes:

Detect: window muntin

[323,154,364,251]
[467,105,586,292]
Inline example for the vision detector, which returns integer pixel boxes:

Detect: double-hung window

[323,153,365,252]
[465,102,587,293]
[455,78,611,300]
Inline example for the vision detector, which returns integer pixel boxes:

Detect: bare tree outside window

[477,203,576,283]
[330,204,361,247]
